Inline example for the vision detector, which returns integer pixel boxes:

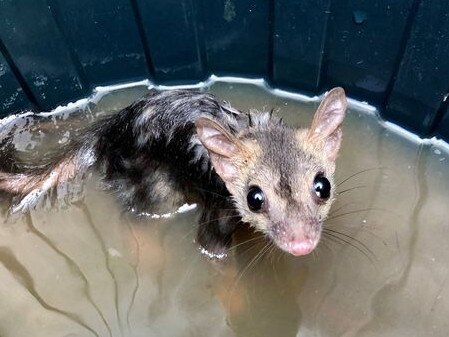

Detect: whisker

[195,214,241,227]
[179,225,199,243]
[226,242,271,311]
[322,228,376,259]
[193,187,232,200]
[250,243,272,270]
[322,232,375,264]
[318,240,333,255]
[314,243,326,260]
[326,207,398,221]
[326,223,388,246]
[268,245,279,283]
[336,185,366,195]
[266,242,279,266]
[179,214,242,244]
[205,208,239,211]
[328,202,359,217]
[321,235,347,258]
[266,247,274,265]
[227,235,265,252]
[336,167,387,187]
[232,237,267,259]
[312,249,317,261]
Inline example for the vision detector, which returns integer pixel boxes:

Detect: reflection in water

[217,228,305,337]
[0,79,448,336]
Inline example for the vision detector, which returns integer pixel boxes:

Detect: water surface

[0,79,448,337]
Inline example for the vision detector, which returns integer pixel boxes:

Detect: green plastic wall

[1,0,449,141]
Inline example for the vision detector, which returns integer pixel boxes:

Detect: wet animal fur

[0,88,347,257]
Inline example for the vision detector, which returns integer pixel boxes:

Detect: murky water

[0,79,448,337]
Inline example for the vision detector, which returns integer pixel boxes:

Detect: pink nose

[288,240,316,256]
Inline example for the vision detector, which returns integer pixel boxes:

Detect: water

[0,78,448,337]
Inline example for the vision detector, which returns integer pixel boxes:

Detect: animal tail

[0,139,97,213]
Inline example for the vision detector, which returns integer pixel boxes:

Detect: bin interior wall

[1,0,448,140]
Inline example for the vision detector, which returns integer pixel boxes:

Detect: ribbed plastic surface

[1,0,448,140]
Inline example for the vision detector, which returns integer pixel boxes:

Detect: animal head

[195,87,347,256]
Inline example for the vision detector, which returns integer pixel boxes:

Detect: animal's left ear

[195,117,244,184]
[307,87,347,161]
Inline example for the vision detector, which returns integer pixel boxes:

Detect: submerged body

[0,88,347,258]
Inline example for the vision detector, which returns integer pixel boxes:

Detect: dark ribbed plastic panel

[134,0,204,82]
[1,0,448,141]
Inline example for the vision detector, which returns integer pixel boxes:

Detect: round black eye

[313,174,331,200]
[247,185,265,212]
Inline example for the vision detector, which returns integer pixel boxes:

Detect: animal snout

[286,236,317,256]
[271,219,321,256]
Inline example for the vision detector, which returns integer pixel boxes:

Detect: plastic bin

[1,0,449,141]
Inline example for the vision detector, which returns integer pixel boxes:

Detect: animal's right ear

[195,117,242,183]
[307,87,347,161]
